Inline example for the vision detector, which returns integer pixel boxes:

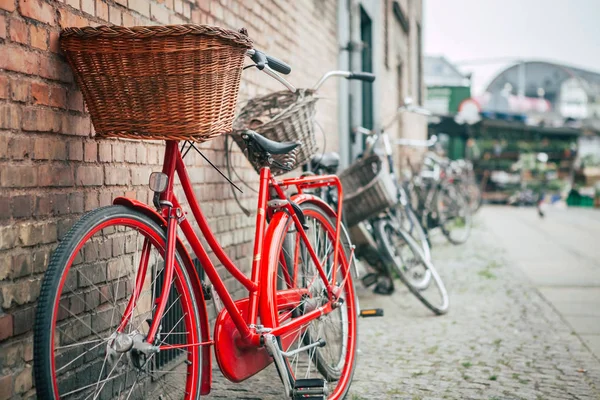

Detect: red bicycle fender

[290,193,337,219]
[113,197,212,395]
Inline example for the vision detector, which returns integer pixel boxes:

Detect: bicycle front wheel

[265,202,358,400]
[34,205,202,400]
[376,219,449,315]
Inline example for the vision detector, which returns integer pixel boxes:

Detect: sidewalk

[482,206,600,360]
[209,208,600,399]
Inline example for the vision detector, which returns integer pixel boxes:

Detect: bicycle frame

[124,140,347,350]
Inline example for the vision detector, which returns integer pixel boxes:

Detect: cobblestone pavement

[207,211,600,399]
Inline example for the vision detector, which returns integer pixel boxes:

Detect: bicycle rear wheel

[376,219,449,315]
[265,202,358,400]
[34,205,202,400]
[437,183,473,244]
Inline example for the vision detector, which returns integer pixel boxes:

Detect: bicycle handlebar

[248,49,291,75]
[247,49,296,92]
[347,72,376,82]
[247,51,376,96]
[312,71,376,91]
[395,136,438,147]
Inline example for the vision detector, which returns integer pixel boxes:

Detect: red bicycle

[33,48,372,399]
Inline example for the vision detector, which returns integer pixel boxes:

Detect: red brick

[0,14,6,39]
[68,140,83,160]
[76,165,103,186]
[122,11,135,27]
[19,0,56,25]
[0,135,7,159]
[38,164,75,187]
[69,192,84,213]
[31,81,48,105]
[35,195,52,215]
[48,30,60,53]
[23,339,33,362]
[33,137,67,160]
[66,0,79,10]
[62,114,91,136]
[0,45,38,75]
[30,24,47,50]
[150,2,170,24]
[11,195,33,218]
[39,55,72,82]
[13,306,35,335]
[98,142,111,162]
[9,77,28,102]
[67,89,84,111]
[0,374,12,400]
[7,136,30,160]
[49,85,67,108]
[82,0,94,15]
[0,0,15,12]
[0,314,13,342]
[32,249,49,273]
[96,0,108,21]
[18,222,56,247]
[84,191,99,211]
[58,8,87,28]
[191,8,201,24]
[108,5,121,24]
[0,165,37,187]
[0,197,9,220]
[129,0,149,17]
[198,0,210,12]
[9,18,27,44]
[173,0,182,14]
[0,76,7,99]
[22,107,61,132]
[0,104,21,129]
[11,253,31,280]
[105,166,129,185]
[84,140,97,162]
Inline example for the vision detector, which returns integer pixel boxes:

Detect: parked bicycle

[34,25,372,400]
[311,101,449,315]
[405,146,474,245]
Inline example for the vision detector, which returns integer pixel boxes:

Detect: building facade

[0,1,423,398]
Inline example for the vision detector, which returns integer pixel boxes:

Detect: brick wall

[0,0,338,398]
[376,0,426,170]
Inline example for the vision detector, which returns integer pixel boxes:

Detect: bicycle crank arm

[360,308,384,317]
[263,333,293,397]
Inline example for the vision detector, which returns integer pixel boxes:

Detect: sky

[423,0,600,95]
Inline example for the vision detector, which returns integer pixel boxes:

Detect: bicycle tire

[437,183,473,245]
[265,202,358,400]
[376,219,449,315]
[34,205,202,400]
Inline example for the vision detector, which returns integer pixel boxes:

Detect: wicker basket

[340,155,398,227]
[232,89,318,175]
[61,25,253,142]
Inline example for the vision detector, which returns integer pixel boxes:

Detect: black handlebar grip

[250,50,267,70]
[266,55,292,75]
[347,72,376,82]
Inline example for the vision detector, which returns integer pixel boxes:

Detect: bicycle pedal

[293,378,327,400]
[360,308,384,317]
[361,272,378,287]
